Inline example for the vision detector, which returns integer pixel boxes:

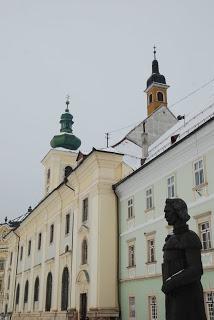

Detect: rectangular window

[194,159,205,186]
[128,243,135,267]
[199,221,212,250]
[128,198,134,219]
[129,296,136,319]
[20,246,23,261]
[147,239,155,263]
[205,292,214,320]
[28,240,31,256]
[167,175,175,198]
[65,214,70,235]
[149,296,158,320]
[146,187,153,210]
[38,233,42,250]
[50,224,54,244]
[10,252,13,265]
[82,198,88,223]
[0,260,5,271]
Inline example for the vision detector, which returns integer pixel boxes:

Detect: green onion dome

[50,98,81,150]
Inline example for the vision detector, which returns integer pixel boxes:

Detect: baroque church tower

[145,47,169,116]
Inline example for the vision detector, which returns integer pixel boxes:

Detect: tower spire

[65,95,70,112]
[153,45,156,60]
[145,48,169,116]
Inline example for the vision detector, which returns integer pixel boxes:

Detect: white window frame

[149,296,158,320]
[204,291,214,320]
[194,212,212,251]
[147,239,156,263]
[127,240,136,268]
[199,221,212,251]
[193,158,205,187]
[129,296,136,320]
[167,175,176,199]
[146,187,153,211]
[128,197,134,220]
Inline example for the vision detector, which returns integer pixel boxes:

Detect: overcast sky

[1,0,214,220]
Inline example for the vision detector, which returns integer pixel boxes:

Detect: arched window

[64,166,72,178]
[45,272,52,311]
[82,239,88,265]
[157,91,164,102]
[24,280,29,303]
[15,284,20,305]
[61,267,69,311]
[34,277,39,302]
[65,245,69,253]
[149,94,153,103]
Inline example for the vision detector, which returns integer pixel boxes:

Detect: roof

[113,102,214,189]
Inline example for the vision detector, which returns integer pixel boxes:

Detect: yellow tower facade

[145,49,169,116]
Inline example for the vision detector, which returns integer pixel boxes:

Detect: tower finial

[65,95,70,112]
[153,45,156,60]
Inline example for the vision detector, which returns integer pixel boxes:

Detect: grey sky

[1,0,214,220]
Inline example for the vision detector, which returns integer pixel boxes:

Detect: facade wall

[0,225,11,315]
[3,149,128,320]
[116,120,214,320]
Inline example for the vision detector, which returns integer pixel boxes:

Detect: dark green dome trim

[50,133,81,150]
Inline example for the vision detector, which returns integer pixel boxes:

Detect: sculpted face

[164,203,178,226]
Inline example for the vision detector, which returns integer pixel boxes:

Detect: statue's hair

[165,198,190,222]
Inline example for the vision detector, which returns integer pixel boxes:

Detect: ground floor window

[129,296,136,319]
[149,296,158,320]
[205,292,214,320]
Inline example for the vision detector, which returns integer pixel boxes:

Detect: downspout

[113,186,121,320]
[11,230,20,317]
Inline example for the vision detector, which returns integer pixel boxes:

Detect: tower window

[65,213,70,235]
[38,233,42,250]
[149,94,153,103]
[157,92,164,102]
[28,240,31,256]
[50,224,54,244]
[82,198,88,223]
[47,169,51,184]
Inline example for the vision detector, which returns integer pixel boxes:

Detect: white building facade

[114,106,214,320]
[3,148,132,320]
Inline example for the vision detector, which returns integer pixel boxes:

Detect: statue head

[164,198,190,226]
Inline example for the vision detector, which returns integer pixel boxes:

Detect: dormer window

[157,91,164,102]
[149,94,153,103]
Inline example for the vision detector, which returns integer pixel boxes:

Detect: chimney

[141,132,149,165]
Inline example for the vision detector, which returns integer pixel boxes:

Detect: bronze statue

[162,198,207,320]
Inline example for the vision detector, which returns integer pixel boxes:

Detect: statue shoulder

[180,230,202,249]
